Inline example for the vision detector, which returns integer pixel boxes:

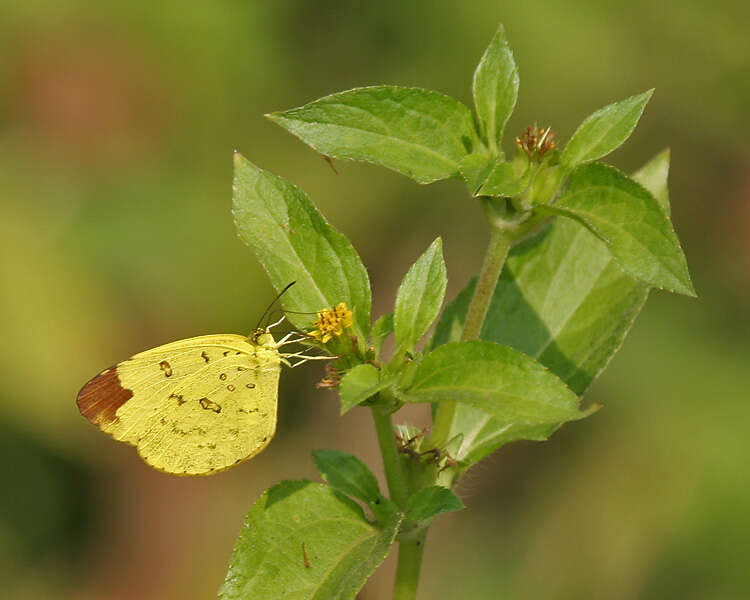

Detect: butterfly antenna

[256,281,296,330]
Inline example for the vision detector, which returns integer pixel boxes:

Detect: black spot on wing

[199,397,222,413]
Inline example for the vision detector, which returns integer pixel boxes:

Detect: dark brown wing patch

[76,367,133,427]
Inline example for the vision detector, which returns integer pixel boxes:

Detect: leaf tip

[683,281,698,298]
[233,150,248,167]
[662,275,697,298]
[636,88,655,108]
[492,21,508,40]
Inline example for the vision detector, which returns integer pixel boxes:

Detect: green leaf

[370,312,394,359]
[405,486,464,522]
[460,151,531,198]
[312,450,381,504]
[450,417,558,466]
[478,160,527,197]
[522,163,566,206]
[268,86,478,184]
[428,283,560,464]
[220,481,400,600]
[401,340,587,425]
[472,24,519,151]
[233,153,371,339]
[430,150,672,465]
[394,238,447,353]
[632,147,670,215]
[539,163,694,295]
[339,364,392,414]
[561,90,653,166]
[459,153,495,194]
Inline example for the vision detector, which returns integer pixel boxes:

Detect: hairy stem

[430,225,513,449]
[393,530,427,600]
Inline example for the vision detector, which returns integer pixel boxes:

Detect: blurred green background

[1,1,748,598]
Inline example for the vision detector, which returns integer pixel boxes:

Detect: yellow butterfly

[77,293,348,476]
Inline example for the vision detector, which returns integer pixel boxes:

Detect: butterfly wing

[77,334,280,475]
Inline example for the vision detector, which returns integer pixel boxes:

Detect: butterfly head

[251,328,277,348]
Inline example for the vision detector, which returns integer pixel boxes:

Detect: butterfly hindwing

[77,334,281,475]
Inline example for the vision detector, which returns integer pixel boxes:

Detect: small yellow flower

[309,302,354,343]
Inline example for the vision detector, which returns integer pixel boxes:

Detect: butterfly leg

[274,332,308,347]
[282,352,333,368]
[288,357,324,368]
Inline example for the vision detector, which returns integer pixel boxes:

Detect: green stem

[430,225,513,448]
[371,404,409,508]
[393,530,427,600]
[461,225,513,341]
[371,405,427,597]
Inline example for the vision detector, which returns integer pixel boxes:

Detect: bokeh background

[1,1,748,598]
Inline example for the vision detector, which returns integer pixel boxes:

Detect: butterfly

[76,286,343,476]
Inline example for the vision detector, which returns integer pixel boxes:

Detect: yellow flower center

[309,302,353,343]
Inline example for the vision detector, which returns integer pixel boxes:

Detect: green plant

[220,23,692,599]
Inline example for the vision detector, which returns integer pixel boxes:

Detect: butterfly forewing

[77,334,281,475]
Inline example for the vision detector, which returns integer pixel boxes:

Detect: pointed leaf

[339,364,392,414]
[312,450,381,503]
[405,486,464,522]
[233,153,371,339]
[220,481,401,600]
[539,163,694,295]
[632,147,670,215]
[268,86,478,184]
[394,238,447,353]
[401,340,587,425]
[472,24,519,151]
[562,90,653,166]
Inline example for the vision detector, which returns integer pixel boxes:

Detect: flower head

[516,125,556,161]
[309,302,353,343]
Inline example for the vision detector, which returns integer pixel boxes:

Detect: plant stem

[461,225,513,341]
[393,530,427,600]
[371,404,409,508]
[372,401,429,599]
[430,225,513,448]
[378,227,513,598]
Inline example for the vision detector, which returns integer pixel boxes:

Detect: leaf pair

[267,25,650,190]
[264,25,692,299]
[220,451,463,600]
[311,450,462,524]
[266,25,520,185]
[336,237,446,413]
